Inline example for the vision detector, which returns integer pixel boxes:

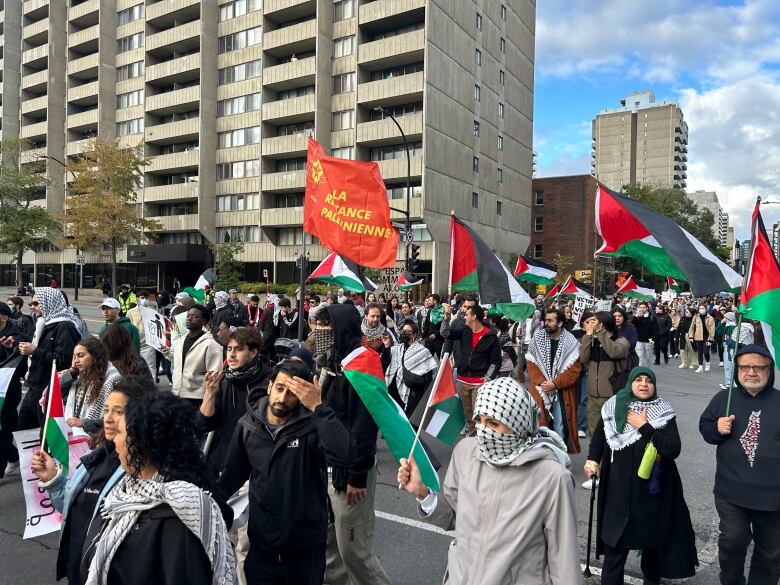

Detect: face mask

[314,328,334,355]
[398,331,412,344]
[475,423,523,467]
[699,309,707,315]
[139,299,149,307]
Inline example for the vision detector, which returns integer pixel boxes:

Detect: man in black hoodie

[0,303,27,478]
[315,304,392,585]
[218,359,349,584]
[700,344,780,585]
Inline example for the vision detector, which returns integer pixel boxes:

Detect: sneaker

[4,462,19,477]
[582,478,599,490]
[678,363,687,369]
[719,362,724,367]
[705,363,711,372]
[674,354,680,358]
[695,366,704,373]
[690,365,696,369]
[578,430,587,438]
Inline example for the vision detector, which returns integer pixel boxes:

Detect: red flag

[430,358,457,406]
[304,138,399,268]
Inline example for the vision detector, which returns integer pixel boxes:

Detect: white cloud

[537,153,592,178]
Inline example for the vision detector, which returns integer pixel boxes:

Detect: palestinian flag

[423,356,465,445]
[558,276,593,299]
[308,251,377,292]
[449,216,534,320]
[396,271,423,290]
[341,347,440,491]
[596,185,742,295]
[42,361,70,475]
[544,282,561,299]
[739,200,780,363]
[0,353,23,430]
[514,255,557,285]
[667,277,681,293]
[616,275,656,301]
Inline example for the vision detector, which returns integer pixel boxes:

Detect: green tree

[553,252,574,283]
[61,137,161,296]
[0,138,58,286]
[210,240,245,291]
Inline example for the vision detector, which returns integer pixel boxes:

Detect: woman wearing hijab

[398,377,582,585]
[584,366,697,585]
[383,319,437,417]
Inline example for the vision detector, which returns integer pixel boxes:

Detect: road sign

[75,255,86,266]
[406,230,414,245]
[263,269,269,279]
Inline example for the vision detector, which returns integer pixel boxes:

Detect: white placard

[140,305,167,350]
[595,299,613,312]
[661,290,677,303]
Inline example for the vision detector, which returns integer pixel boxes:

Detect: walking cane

[583,475,597,578]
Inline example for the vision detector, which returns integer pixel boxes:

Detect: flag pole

[399,352,450,490]
[447,211,455,300]
[39,359,57,455]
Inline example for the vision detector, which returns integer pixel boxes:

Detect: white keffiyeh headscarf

[385,340,438,403]
[601,394,675,452]
[86,474,236,585]
[473,377,569,468]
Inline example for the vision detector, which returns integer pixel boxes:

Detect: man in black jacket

[6,296,34,342]
[700,344,780,585]
[218,359,349,585]
[652,304,672,365]
[632,301,654,367]
[314,304,391,585]
[0,304,27,478]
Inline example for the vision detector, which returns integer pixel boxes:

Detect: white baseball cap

[101,298,120,309]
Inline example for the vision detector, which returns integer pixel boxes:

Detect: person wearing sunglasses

[700,344,780,585]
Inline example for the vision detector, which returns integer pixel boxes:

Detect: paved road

[0,288,730,583]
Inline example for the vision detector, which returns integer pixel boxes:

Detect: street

[0,289,727,584]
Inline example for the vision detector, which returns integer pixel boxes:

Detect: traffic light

[408,244,421,274]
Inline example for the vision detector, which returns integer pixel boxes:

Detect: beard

[271,402,294,418]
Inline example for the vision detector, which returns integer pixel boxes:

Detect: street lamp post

[375,106,412,272]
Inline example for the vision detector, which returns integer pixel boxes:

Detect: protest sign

[139,305,167,350]
[596,299,613,312]
[661,290,677,303]
[571,296,596,323]
[13,429,90,539]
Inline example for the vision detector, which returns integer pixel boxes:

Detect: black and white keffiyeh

[601,395,676,452]
[34,287,80,333]
[525,328,580,382]
[361,320,386,341]
[385,341,438,403]
[473,377,568,467]
[86,475,236,585]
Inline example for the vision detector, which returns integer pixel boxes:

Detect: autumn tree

[553,252,574,283]
[61,137,161,296]
[0,137,58,286]
[210,240,245,292]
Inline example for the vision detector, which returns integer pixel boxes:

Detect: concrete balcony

[359,0,426,27]
[261,170,305,193]
[143,182,200,203]
[262,56,315,90]
[146,0,200,24]
[146,53,201,84]
[20,120,48,140]
[68,24,99,52]
[22,44,48,67]
[146,214,199,232]
[263,18,316,57]
[22,69,48,92]
[22,17,48,43]
[356,113,422,147]
[66,140,89,157]
[145,118,200,144]
[21,95,48,116]
[264,0,315,20]
[145,85,200,115]
[262,94,315,125]
[67,52,99,79]
[21,146,46,164]
[275,244,326,262]
[67,109,99,131]
[23,0,48,17]
[146,150,199,173]
[358,28,424,70]
[389,197,422,220]
[146,19,200,53]
[261,206,303,227]
[69,0,100,26]
[376,155,422,181]
[68,80,99,105]
[357,72,424,108]
[261,134,307,159]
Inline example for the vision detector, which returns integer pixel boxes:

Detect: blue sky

[534,0,780,240]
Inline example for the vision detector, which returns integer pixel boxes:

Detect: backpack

[609,349,640,394]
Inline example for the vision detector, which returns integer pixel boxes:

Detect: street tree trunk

[15,250,23,289]
[111,238,118,298]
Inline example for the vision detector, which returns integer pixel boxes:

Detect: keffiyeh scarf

[86,474,236,585]
[385,341,438,403]
[361,320,386,341]
[601,395,675,452]
[214,291,229,310]
[473,377,569,467]
[34,287,80,331]
[525,328,580,411]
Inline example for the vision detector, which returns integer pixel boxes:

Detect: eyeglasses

[737,364,772,373]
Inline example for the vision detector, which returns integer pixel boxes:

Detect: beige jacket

[126,307,146,345]
[172,332,223,400]
[579,330,630,399]
[688,313,715,342]
[420,438,582,585]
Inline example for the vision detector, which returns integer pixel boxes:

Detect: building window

[334,0,355,21]
[474,84,481,102]
[217,226,266,243]
[217,193,261,212]
[386,183,422,199]
[534,190,544,206]
[117,4,144,25]
[117,32,144,53]
[497,102,504,118]
[369,102,422,121]
[473,121,480,137]
[334,36,355,58]
[496,200,503,216]
[473,156,479,173]
[497,135,503,151]
[218,26,263,53]
[534,216,544,232]
[277,86,315,100]
[216,160,261,180]
[369,142,423,161]
[219,0,262,22]
[475,49,481,66]
[331,146,354,159]
[217,126,261,148]
[476,12,482,30]
[501,4,507,20]
[275,158,307,172]
[499,70,505,84]
[500,37,506,53]
[117,89,144,109]
[116,118,144,136]
[534,244,542,259]
[277,120,315,136]
[117,61,144,81]
[472,192,479,208]
[369,61,424,82]
[333,73,356,94]
[218,60,262,85]
[367,22,423,42]
[217,93,262,117]
[331,110,355,131]
[496,168,503,183]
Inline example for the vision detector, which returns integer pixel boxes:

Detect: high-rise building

[0,0,536,293]
[688,190,729,247]
[592,90,688,192]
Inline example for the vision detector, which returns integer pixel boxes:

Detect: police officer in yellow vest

[118,284,137,316]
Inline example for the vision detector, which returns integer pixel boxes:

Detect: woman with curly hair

[83,393,236,585]
[63,337,122,436]
[32,376,155,585]
[101,324,153,384]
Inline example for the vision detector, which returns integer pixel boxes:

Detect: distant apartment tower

[688,190,729,246]
[0,0,536,293]
[592,90,688,192]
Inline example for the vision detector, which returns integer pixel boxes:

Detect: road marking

[580,565,643,584]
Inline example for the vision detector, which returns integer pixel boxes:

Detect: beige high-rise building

[688,190,729,247]
[0,0,535,293]
[592,90,687,193]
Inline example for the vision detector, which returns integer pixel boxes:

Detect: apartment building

[592,90,688,193]
[688,190,729,247]
[0,0,535,293]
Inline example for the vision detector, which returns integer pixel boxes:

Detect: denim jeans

[723,342,735,386]
[577,372,587,431]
